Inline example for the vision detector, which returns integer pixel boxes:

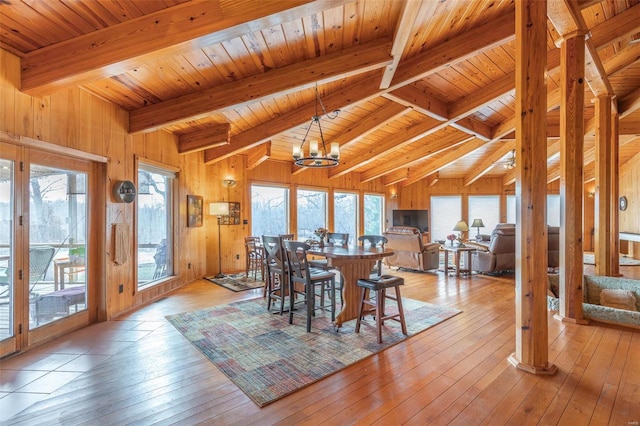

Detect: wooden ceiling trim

[462,141,516,186]
[491,87,562,140]
[203,74,384,164]
[177,123,231,154]
[360,133,475,183]
[330,102,410,149]
[401,138,487,187]
[382,168,408,186]
[129,38,393,133]
[449,117,492,141]
[20,0,354,96]
[379,0,427,89]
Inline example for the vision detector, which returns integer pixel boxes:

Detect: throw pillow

[599,289,638,311]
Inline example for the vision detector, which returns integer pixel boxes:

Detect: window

[297,189,327,240]
[363,194,384,235]
[251,184,289,237]
[431,196,462,240]
[468,195,500,237]
[137,163,175,289]
[547,195,560,226]
[334,192,358,246]
[507,194,560,226]
[507,195,516,224]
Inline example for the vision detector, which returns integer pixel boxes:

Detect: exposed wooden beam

[383,85,448,121]
[360,133,474,182]
[401,139,486,187]
[449,117,492,141]
[178,123,230,154]
[447,71,515,119]
[602,43,640,76]
[588,4,640,48]
[204,74,383,163]
[389,11,515,89]
[462,141,516,186]
[382,169,409,186]
[328,117,446,179]
[426,172,440,187]
[21,0,352,96]
[619,88,640,119]
[379,0,427,89]
[130,38,392,133]
[547,0,613,96]
[245,142,271,170]
[619,119,640,135]
[332,103,410,150]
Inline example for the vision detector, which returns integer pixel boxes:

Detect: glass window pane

[297,189,327,240]
[431,196,462,241]
[29,165,88,328]
[364,194,384,235]
[251,185,289,236]
[334,192,357,247]
[0,159,14,340]
[468,195,500,236]
[507,195,516,224]
[547,195,560,226]
[137,165,174,289]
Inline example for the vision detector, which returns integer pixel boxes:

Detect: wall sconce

[390,193,398,199]
[222,178,237,188]
[588,191,595,198]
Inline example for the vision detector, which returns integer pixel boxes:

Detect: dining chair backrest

[244,236,260,253]
[358,235,387,277]
[282,240,311,286]
[279,234,295,241]
[262,235,285,273]
[326,232,349,248]
[358,235,387,249]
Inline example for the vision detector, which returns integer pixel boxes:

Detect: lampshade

[209,202,229,216]
[453,220,469,232]
[471,218,485,228]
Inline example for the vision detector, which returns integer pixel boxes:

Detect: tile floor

[0,318,165,422]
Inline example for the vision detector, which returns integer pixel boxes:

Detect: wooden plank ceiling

[2,0,639,187]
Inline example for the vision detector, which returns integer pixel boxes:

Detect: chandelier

[292,84,340,168]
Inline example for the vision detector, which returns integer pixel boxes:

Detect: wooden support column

[508,0,556,375]
[594,95,618,276]
[611,111,620,277]
[557,33,588,324]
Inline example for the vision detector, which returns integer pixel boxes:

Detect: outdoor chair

[0,245,55,296]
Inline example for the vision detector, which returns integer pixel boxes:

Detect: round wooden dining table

[307,245,394,328]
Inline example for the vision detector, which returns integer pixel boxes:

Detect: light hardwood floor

[1,265,639,425]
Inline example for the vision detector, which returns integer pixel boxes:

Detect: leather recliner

[472,223,561,273]
[383,226,440,272]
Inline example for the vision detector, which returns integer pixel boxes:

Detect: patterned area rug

[166,297,461,407]
[204,272,264,292]
[583,253,640,266]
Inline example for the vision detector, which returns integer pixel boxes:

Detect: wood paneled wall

[0,48,205,323]
[620,151,640,258]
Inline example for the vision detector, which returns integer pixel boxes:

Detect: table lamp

[471,218,485,236]
[453,220,469,242]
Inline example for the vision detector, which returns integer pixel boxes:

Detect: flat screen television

[392,209,429,233]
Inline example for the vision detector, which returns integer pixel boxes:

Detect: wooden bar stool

[355,275,407,343]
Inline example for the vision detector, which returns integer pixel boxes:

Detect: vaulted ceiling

[2,0,639,187]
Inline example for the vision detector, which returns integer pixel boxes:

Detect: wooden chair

[355,275,407,343]
[262,235,288,314]
[244,236,263,280]
[283,240,336,332]
[326,232,349,247]
[358,235,388,278]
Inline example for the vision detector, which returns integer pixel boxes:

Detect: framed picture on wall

[187,195,203,227]
[221,202,241,225]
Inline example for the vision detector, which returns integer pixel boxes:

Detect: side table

[442,245,476,277]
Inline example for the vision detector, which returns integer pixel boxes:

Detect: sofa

[471,223,560,274]
[547,274,640,329]
[383,226,440,272]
